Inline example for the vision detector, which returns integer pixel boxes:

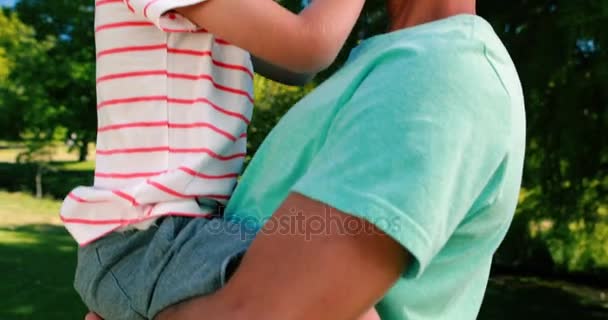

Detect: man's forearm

[158,193,409,320]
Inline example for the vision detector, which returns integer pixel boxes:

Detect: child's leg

[357,308,381,320]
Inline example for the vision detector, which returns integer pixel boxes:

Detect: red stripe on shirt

[143,0,161,18]
[97,95,167,109]
[97,95,250,124]
[96,21,154,32]
[125,0,135,12]
[146,180,194,199]
[97,70,167,83]
[215,39,231,45]
[212,60,254,79]
[68,193,109,204]
[96,147,246,160]
[97,44,167,58]
[95,171,167,179]
[213,82,254,103]
[112,190,140,206]
[147,179,230,200]
[96,146,169,155]
[98,121,168,132]
[61,212,213,225]
[167,47,211,57]
[98,121,238,141]
[168,122,237,141]
[96,167,237,180]
[97,71,252,102]
[168,97,251,124]
[61,216,137,225]
[178,166,239,179]
[162,28,198,33]
[95,0,122,7]
[168,148,246,160]
[167,72,254,103]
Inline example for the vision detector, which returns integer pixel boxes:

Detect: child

[63,0,378,319]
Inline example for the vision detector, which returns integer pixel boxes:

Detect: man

[88,0,526,319]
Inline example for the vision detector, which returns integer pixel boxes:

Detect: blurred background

[0,0,606,319]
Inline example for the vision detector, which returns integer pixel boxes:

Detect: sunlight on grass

[0,189,85,319]
[0,144,25,162]
[51,160,95,171]
[0,192,62,226]
[0,229,41,245]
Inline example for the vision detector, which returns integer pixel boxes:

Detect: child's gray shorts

[74,216,255,320]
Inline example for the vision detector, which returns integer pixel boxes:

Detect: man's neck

[387,0,476,31]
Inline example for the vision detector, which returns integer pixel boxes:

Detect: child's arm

[175,0,365,73]
[252,56,315,86]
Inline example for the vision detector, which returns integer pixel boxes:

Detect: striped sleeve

[125,0,208,32]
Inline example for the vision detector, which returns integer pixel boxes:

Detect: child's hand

[358,308,382,320]
[84,312,102,320]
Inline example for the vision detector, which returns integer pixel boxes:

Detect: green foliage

[14,0,97,161]
[0,9,55,140]
[479,0,607,215]
[476,0,608,273]
[247,75,314,158]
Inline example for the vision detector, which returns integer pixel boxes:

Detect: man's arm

[252,56,315,87]
[158,192,409,320]
[175,0,364,73]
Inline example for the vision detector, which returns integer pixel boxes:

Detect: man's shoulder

[352,39,510,113]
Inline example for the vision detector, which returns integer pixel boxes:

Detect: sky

[0,0,16,7]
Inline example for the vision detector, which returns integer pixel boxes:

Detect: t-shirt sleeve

[125,0,207,32]
[291,57,510,278]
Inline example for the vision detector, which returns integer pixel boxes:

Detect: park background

[0,0,606,319]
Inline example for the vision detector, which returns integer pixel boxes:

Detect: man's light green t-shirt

[225,14,526,320]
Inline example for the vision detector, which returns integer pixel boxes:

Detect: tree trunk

[78,138,89,162]
[35,164,43,198]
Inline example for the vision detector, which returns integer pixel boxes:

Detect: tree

[477,0,608,272]
[15,0,96,161]
[0,8,59,197]
[0,8,53,140]
[0,8,56,142]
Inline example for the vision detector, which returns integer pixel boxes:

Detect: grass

[480,276,608,319]
[0,141,93,318]
[0,191,607,320]
[0,192,62,226]
[0,192,87,320]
